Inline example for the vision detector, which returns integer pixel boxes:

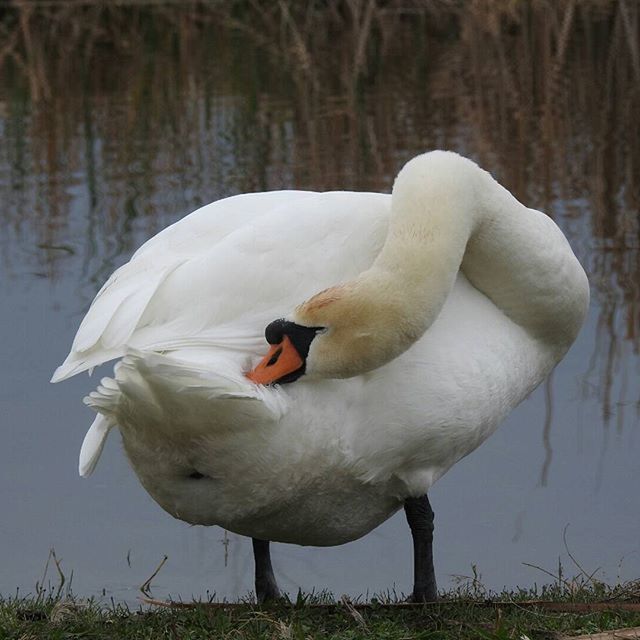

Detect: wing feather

[53,191,390,383]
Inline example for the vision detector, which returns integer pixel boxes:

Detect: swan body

[53,151,589,549]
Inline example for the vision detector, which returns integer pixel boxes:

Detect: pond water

[1,3,639,603]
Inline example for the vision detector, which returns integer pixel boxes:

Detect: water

[1,2,639,603]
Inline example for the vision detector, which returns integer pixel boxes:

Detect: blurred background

[0,0,638,603]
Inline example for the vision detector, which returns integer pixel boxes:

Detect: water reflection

[0,1,638,599]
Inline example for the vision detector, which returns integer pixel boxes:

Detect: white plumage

[53,151,589,547]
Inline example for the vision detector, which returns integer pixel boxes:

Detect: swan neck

[360,152,482,342]
[355,150,588,358]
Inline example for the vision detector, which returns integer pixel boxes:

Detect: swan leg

[404,494,437,602]
[252,538,281,603]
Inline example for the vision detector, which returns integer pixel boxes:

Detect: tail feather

[82,350,289,450]
[79,414,115,477]
[117,351,290,430]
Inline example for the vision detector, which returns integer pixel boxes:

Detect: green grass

[2,581,639,640]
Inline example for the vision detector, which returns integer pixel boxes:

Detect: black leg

[404,494,437,602]
[252,538,280,603]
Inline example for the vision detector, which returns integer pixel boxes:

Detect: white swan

[52,151,589,602]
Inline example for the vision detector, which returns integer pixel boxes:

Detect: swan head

[247,277,418,385]
[246,318,322,385]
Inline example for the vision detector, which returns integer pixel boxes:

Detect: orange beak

[246,335,304,385]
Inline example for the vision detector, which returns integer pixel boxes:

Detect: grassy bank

[3,584,640,640]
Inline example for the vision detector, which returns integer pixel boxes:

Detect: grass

[3,579,640,640]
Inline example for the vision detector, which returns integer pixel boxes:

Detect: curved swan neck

[363,152,483,339]
[360,150,587,350]
[297,150,589,378]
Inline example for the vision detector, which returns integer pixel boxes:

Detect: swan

[52,151,589,602]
